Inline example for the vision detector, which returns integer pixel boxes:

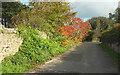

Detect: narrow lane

[27,42,118,73]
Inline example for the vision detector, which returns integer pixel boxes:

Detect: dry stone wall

[0,28,23,63]
[0,27,48,63]
[106,43,120,54]
[38,31,47,39]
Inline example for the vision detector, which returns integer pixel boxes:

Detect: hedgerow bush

[85,30,94,41]
[1,26,80,73]
[101,24,120,44]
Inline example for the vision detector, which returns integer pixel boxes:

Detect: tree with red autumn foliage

[55,17,92,47]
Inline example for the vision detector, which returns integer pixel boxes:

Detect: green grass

[0,29,5,34]
[100,43,120,66]
[1,26,81,74]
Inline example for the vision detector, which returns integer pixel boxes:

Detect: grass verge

[1,27,82,74]
[99,43,120,72]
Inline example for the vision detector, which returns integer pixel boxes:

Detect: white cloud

[68,0,119,2]
[70,2,118,18]
[81,18,90,22]
[118,1,120,8]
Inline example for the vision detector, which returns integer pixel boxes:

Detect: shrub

[2,26,75,73]
[101,24,120,44]
[1,29,5,34]
[85,29,94,41]
[55,17,92,46]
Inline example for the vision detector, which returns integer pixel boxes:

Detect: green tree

[12,1,77,35]
[0,1,2,22]
[114,8,120,23]
[2,2,28,27]
[88,17,114,42]
[108,8,120,23]
[88,17,113,31]
[27,2,77,28]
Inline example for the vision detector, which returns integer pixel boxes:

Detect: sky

[69,0,119,2]
[70,2,118,21]
[1,0,119,21]
[69,0,119,21]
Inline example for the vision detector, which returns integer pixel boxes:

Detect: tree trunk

[5,19,6,27]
